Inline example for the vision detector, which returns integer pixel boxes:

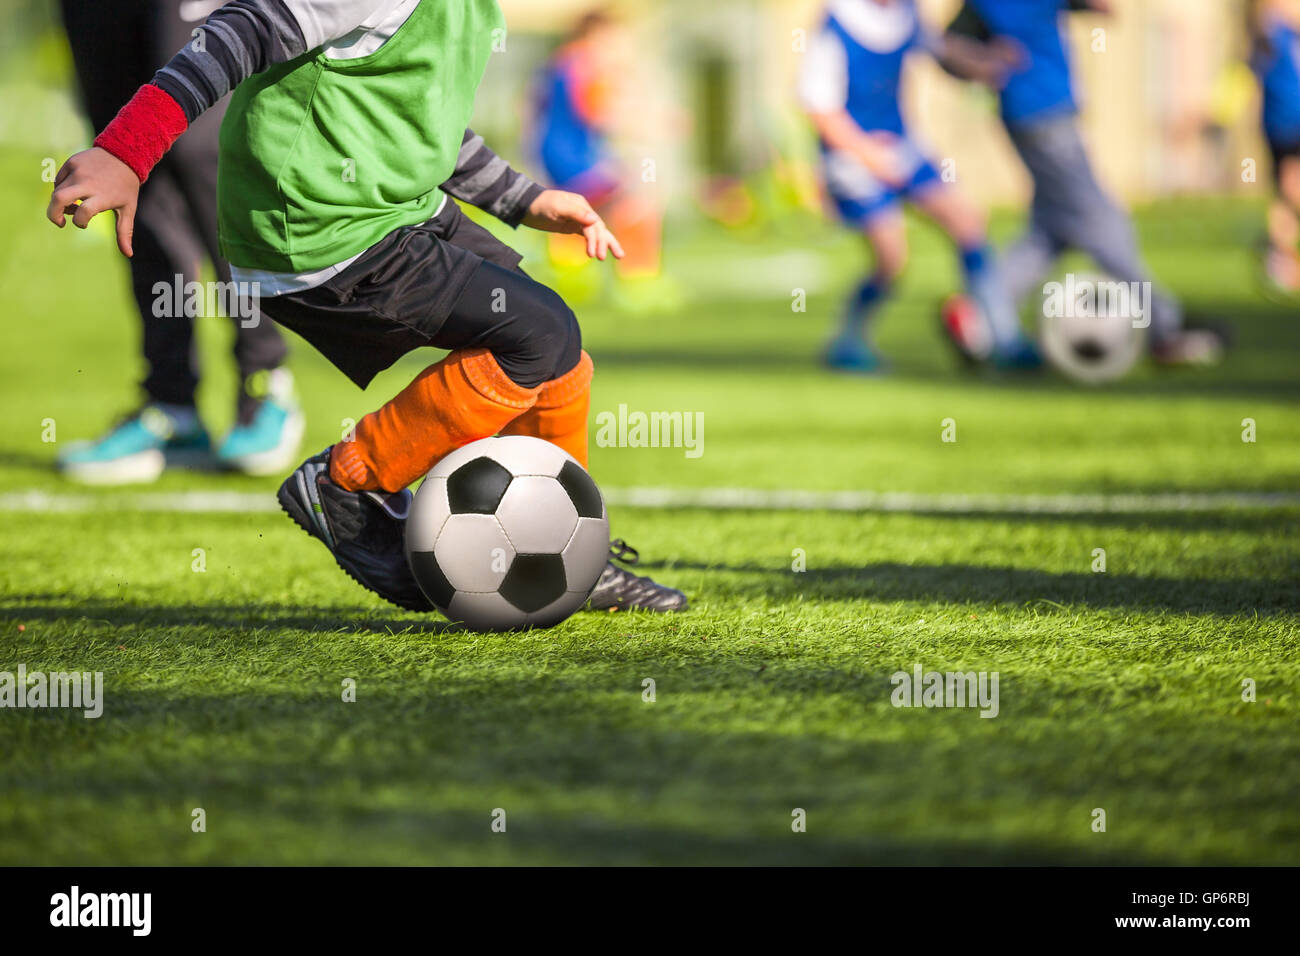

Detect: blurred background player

[947,0,1227,366]
[1250,0,1300,293]
[530,8,676,311]
[55,0,301,484]
[799,0,1040,374]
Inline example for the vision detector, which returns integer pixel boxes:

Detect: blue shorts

[822,138,942,226]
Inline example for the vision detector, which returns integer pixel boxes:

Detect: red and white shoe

[939,294,995,364]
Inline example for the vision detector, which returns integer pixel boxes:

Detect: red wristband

[93,84,189,184]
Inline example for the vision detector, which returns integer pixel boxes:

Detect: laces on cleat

[609,538,640,566]
[586,539,688,613]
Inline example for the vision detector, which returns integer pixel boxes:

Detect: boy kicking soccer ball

[947,0,1228,366]
[47,0,685,614]
[800,0,1041,373]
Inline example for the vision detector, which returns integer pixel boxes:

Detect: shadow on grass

[906,508,1300,535]
[621,504,1300,535]
[637,560,1295,616]
[2,597,451,637]
[0,802,1175,866]
[591,345,1300,401]
[0,451,56,472]
[5,536,1296,635]
[589,291,1300,402]
[1,684,1210,866]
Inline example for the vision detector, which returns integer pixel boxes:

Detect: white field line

[0,487,1297,516]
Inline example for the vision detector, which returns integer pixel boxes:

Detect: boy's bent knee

[548,294,582,380]
[494,284,582,388]
[442,262,583,389]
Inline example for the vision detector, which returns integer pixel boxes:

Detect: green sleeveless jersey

[217,0,503,272]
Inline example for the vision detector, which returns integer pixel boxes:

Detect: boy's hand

[983,38,1027,87]
[522,189,625,261]
[852,132,910,189]
[45,147,139,258]
[937,33,1026,90]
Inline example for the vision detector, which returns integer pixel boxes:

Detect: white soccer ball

[1039,272,1146,384]
[405,436,610,631]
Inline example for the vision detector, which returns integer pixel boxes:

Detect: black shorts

[259,199,527,388]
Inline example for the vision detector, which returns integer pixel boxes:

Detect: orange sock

[499,350,593,467]
[330,348,540,492]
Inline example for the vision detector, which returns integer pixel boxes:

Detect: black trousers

[261,201,582,391]
[59,0,287,419]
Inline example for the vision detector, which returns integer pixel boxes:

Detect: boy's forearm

[441,130,545,227]
[935,34,997,81]
[92,87,190,183]
[152,0,308,123]
[93,0,309,182]
[807,109,868,155]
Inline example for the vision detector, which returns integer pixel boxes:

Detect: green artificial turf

[1,91,1298,863]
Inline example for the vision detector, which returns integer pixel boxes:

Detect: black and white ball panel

[446,456,513,514]
[431,434,577,481]
[406,549,454,608]
[499,553,568,612]
[530,589,592,628]
[556,460,604,519]
[562,517,610,596]
[495,476,579,553]
[435,513,513,592]
[404,436,610,630]
[445,590,531,632]
[405,476,450,552]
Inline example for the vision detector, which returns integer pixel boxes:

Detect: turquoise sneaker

[217,368,305,476]
[58,404,210,485]
[823,333,882,374]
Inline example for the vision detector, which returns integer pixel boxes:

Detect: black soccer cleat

[277,447,433,612]
[585,539,689,613]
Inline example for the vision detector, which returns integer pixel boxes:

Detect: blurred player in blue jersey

[531,9,668,307]
[948,0,1227,365]
[1251,0,1300,292]
[799,0,1039,373]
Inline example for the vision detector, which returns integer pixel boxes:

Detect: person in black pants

[56,0,302,484]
